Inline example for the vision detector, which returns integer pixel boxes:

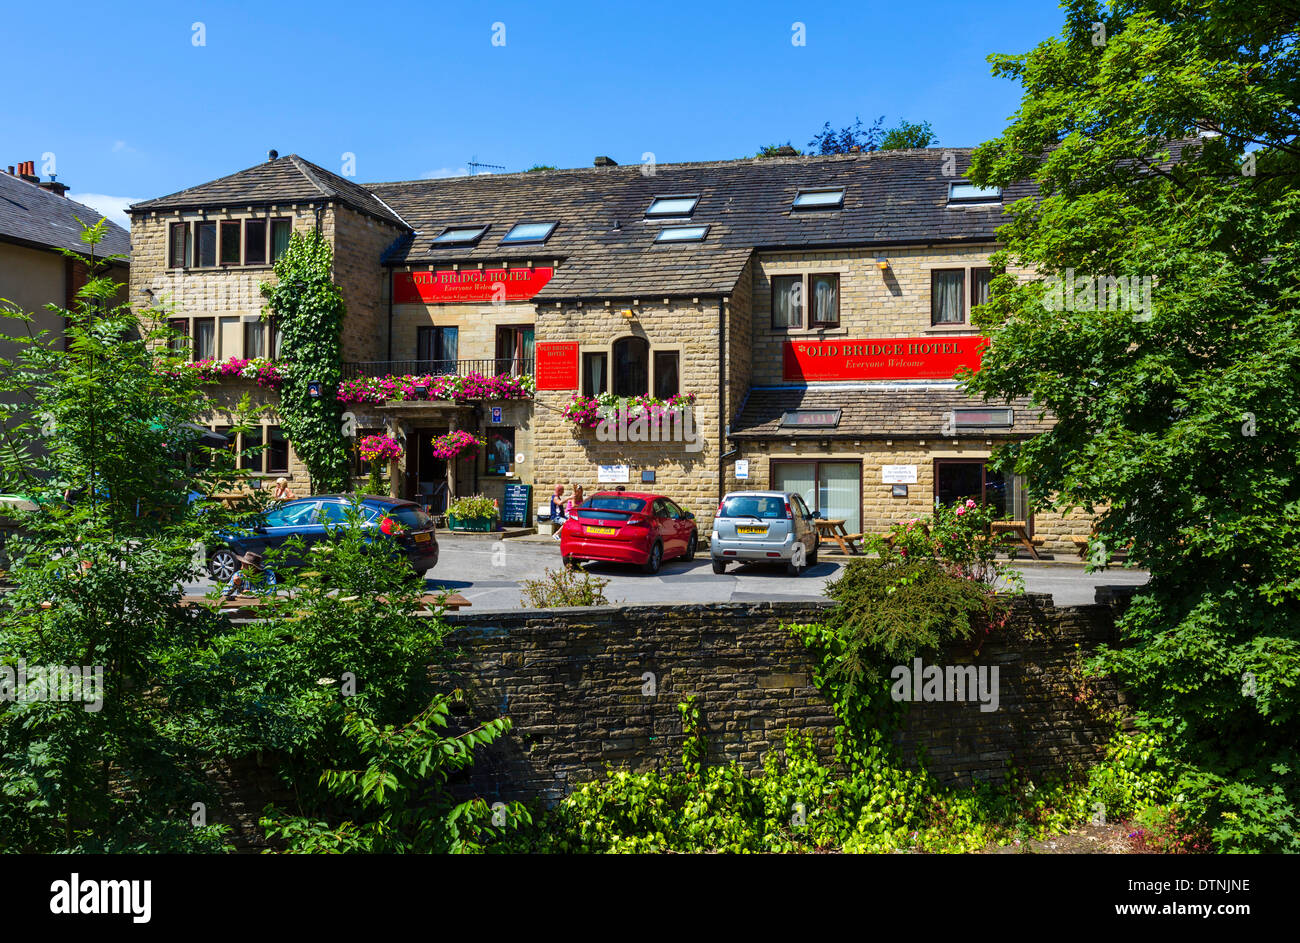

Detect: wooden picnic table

[815,518,865,555]
[990,520,1042,560]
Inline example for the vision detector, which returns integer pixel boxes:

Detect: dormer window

[948,182,1002,204]
[500,221,557,245]
[645,195,699,217]
[654,225,708,243]
[792,187,844,210]
[431,225,489,246]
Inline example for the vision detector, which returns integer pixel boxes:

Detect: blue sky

[1,0,1067,229]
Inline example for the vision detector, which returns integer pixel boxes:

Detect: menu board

[502,483,532,525]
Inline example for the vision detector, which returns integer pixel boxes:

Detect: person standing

[549,484,566,540]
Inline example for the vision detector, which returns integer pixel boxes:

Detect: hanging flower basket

[429,430,484,460]
[358,434,402,463]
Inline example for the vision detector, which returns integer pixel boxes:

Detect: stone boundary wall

[437,593,1125,804]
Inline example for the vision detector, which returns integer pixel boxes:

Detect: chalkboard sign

[502,483,531,526]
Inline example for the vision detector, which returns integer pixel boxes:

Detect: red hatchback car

[559,491,698,574]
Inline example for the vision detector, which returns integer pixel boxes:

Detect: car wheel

[684,532,698,560]
[562,555,577,569]
[208,548,239,582]
[643,541,663,575]
[807,545,819,567]
[711,557,727,575]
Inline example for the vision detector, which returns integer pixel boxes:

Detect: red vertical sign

[535,342,579,390]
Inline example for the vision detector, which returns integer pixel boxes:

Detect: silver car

[710,490,820,575]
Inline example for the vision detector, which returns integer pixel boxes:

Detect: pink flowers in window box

[172,357,282,389]
[336,372,534,405]
[562,392,697,429]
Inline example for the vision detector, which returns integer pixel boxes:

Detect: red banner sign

[393,267,554,304]
[783,336,989,382]
[535,341,579,390]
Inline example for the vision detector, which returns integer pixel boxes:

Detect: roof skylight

[646,195,699,217]
[948,182,1002,204]
[654,225,709,243]
[431,225,489,245]
[500,221,557,244]
[792,188,845,209]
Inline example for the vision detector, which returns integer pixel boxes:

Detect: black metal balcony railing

[341,358,535,379]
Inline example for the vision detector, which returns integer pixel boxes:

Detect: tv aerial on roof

[468,155,505,175]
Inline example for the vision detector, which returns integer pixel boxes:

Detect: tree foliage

[966,0,1300,851]
[880,119,937,150]
[261,229,350,493]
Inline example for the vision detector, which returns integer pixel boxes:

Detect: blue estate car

[207,494,438,581]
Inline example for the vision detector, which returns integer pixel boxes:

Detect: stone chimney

[14,160,40,184]
[593,156,618,167]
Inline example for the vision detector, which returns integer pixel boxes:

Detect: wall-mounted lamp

[307,381,322,398]
[620,309,636,321]
[875,257,890,271]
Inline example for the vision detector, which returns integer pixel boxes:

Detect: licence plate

[738,525,768,535]
[586,526,617,535]
[414,532,430,544]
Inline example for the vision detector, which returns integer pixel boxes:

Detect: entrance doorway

[408,429,449,511]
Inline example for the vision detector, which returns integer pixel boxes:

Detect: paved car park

[415,535,1149,610]
[182,533,1149,608]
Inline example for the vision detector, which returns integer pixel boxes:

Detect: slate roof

[0,171,131,258]
[730,386,1052,440]
[368,149,1024,300]
[129,155,407,228]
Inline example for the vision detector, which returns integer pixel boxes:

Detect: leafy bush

[261,701,528,853]
[520,566,611,608]
[790,502,1023,727]
[446,494,498,520]
[504,702,1174,854]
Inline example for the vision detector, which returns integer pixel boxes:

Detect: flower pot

[447,515,496,530]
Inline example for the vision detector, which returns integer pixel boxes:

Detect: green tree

[966,0,1300,851]
[261,230,350,493]
[754,142,802,159]
[880,119,936,150]
[0,223,246,851]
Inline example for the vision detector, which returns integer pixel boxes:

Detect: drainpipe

[385,264,394,363]
[717,296,727,508]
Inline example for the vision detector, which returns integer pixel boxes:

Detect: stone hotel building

[128,149,1091,552]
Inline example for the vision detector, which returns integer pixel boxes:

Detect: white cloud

[420,167,470,179]
[66,193,139,231]
[111,140,137,154]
